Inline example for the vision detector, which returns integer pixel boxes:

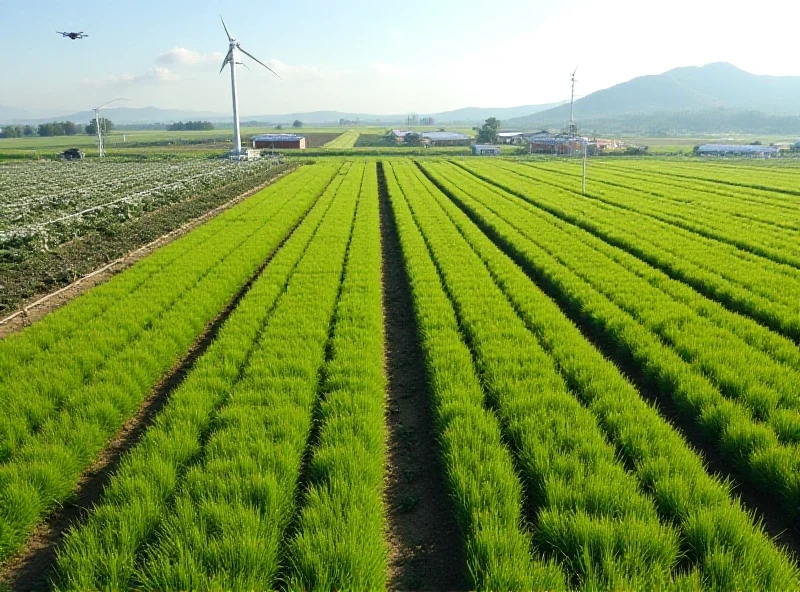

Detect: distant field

[322,130,360,149]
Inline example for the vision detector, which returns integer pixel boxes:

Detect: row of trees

[1,119,115,138]
[167,121,215,131]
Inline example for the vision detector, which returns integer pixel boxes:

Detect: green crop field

[0,155,799,590]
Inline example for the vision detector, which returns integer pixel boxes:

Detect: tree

[23,125,34,137]
[404,132,422,147]
[85,118,114,135]
[275,124,283,130]
[63,121,79,136]
[477,117,500,143]
[292,120,303,128]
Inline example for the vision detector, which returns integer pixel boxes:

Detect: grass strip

[52,164,347,591]
[0,165,338,561]
[383,160,566,590]
[416,159,800,589]
[132,163,362,590]
[285,162,388,589]
[392,160,688,590]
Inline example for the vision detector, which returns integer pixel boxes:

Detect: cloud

[265,59,356,81]
[371,62,410,78]
[156,47,224,67]
[82,67,179,88]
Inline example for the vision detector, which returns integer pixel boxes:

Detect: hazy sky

[2,0,800,116]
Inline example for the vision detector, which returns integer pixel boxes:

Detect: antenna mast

[569,65,578,135]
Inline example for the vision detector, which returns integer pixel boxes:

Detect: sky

[2,0,800,117]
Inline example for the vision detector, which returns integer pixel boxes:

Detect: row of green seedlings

[607,159,800,197]
[0,162,306,379]
[55,162,368,589]
[598,160,800,224]
[0,164,340,562]
[418,158,800,584]
[559,160,798,234]
[382,160,566,590]
[581,157,798,213]
[0,165,334,463]
[286,162,388,589]
[402,158,800,589]
[458,159,800,342]
[133,162,361,589]
[389,160,692,589]
[493,158,800,290]
[445,163,800,440]
[434,164,800,372]
[425,159,800,512]
[524,160,799,268]
[600,161,800,224]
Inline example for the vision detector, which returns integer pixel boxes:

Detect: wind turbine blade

[238,47,281,79]
[220,16,233,41]
[573,65,579,76]
[219,48,233,74]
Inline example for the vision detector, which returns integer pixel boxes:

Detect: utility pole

[582,141,588,195]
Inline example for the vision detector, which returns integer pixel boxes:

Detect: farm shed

[421,131,472,147]
[498,131,527,145]
[390,130,413,143]
[252,134,306,150]
[472,144,501,156]
[528,131,588,155]
[695,144,778,158]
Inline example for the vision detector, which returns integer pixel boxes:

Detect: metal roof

[498,132,525,137]
[697,144,778,153]
[253,134,304,141]
[527,133,588,145]
[473,144,500,149]
[421,131,471,141]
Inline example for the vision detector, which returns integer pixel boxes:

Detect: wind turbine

[219,17,280,157]
[94,97,128,158]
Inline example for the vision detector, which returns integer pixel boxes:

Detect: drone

[57,31,88,40]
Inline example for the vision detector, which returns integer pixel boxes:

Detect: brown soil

[0,166,296,339]
[377,162,468,591]
[0,193,315,592]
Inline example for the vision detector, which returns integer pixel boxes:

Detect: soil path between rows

[378,162,468,591]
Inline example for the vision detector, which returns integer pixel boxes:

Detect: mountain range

[505,63,800,135]
[0,103,562,127]
[4,63,800,134]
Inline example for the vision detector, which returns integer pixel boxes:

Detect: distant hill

[431,103,563,124]
[2,103,562,126]
[506,63,800,134]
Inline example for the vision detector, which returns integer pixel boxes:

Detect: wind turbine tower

[219,17,280,158]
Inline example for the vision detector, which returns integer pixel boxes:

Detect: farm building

[472,144,501,156]
[528,131,588,155]
[390,130,413,142]
[498,132,527,145]
[695,144,778,158]
[421,131,472,147]
[252,134,306,150]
